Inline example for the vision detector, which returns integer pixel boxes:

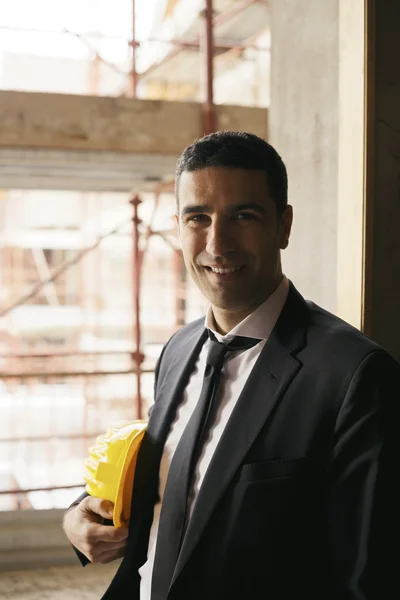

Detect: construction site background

[0,0,270,513]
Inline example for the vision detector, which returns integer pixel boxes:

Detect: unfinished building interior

[0,0,270,591]
[1,0,400,597]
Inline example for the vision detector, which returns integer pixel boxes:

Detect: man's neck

[210,309,250,336]
[211,299,267,335]
[210,277,284,335]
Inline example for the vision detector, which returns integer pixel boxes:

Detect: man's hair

[175,130,288,216]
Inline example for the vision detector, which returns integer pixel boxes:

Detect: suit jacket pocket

[237,457,306,483]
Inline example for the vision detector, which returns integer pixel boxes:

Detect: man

[63,131,399,599]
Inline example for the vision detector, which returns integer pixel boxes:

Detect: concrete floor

[0,562,120,600]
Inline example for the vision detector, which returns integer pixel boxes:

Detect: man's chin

[206,285,270,313]
[208,294,251,311]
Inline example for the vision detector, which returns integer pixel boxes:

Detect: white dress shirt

[139,276,289,600]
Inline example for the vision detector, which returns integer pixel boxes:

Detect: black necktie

[151,331,261,600]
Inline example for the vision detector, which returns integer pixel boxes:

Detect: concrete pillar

[269,0,400,361]
[269,0,339,314]
[336,1,365,329]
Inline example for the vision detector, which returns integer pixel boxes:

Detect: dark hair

[175,130,288,216]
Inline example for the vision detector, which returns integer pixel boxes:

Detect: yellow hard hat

[83,420,147,528]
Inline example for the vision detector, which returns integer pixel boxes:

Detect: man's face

[176,166,292,316]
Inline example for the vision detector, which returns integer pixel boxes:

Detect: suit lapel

[148,323,208,442]
[125,322,207,560]
[171,283,308,586]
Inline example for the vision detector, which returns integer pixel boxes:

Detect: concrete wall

[269,0,339,313]
[0,509,77,571]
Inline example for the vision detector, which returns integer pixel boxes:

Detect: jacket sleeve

[65,491,92,566]
[327,350,400,599]
[66,340,171,566]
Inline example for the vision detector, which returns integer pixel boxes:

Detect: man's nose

[205,220,235,257]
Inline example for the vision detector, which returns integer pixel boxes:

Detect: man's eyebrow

[180,204,212,217]
[228,202,267,215]
[180,202,267,218]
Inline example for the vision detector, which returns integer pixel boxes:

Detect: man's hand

[63,496,129,564]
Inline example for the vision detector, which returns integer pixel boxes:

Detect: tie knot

[206,331,261,368]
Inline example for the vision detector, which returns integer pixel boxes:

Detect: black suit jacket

[82,283,399,600]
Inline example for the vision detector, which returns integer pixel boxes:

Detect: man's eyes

[187,214,209,222]
[187,212,257,223]
[233,212,257,220]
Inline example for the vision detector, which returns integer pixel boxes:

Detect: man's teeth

[210,267,240,274]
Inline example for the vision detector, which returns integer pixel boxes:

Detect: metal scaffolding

[0,0,269,506]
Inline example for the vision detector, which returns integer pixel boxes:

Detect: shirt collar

[205,276,289,343]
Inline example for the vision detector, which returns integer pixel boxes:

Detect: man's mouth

[204,265,244,275]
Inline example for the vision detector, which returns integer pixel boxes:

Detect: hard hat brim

[113,425,146,527]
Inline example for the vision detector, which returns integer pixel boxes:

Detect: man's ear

[173,213,181,247]
[279,205,293,250]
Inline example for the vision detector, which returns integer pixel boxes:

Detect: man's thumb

[84,496,114,520]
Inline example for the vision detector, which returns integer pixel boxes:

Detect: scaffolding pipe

[130,195,144,418]
[144,38,265,51]
[0,368,154,380]
[1,432,105,443]
[203,0,216,134]
[140,0,263,81]
[173,249,186,328]
[0,484,84,495]
[131,0,138,97]
[0,350,136,358]
[213,0,262,27]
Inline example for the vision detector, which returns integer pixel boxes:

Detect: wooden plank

[0,91,268,154]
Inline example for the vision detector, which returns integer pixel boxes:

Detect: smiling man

[63,131,399,600]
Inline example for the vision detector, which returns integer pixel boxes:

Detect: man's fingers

[82,538,128,563]
[95,539,128,553]
[62,495,129,564]
[82,496,114,521]
[86,523,129,544]
[94,546,126,564]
